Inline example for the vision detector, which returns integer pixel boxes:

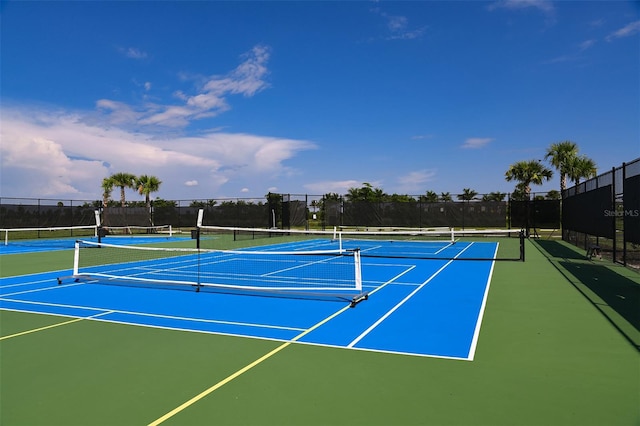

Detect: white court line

[347,243,475,348]
[466,242,499,361]
[0,296,307,332]
[1,281,84,297]
[0,310,114,341]
[0,277,65,290]
[260,255,340,277]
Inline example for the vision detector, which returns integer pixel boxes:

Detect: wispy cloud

[462,137,494,149]
[99,45,271,129]
[411,134,435,140]
[487,0,555,14]
[120,47,149,60]
[487,0,556,24]
[370,7,427,41]
[396,169,437,193]
[579,39,596,51]
[605,20,640,42]
[304,180,361,194]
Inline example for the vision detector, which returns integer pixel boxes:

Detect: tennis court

[2,234,501,360]
[1,229,638,425]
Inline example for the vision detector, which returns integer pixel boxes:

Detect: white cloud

[411,134,434,140]
[98,45,270,129]
[0,105,315,200]
[304,180,361,194]
[606,20,640,42]
[396,170,437,193]
[370,7,427,41]
[462,137,494,149]
[579,39,596,51]
[487,0,555,14]
[487,0,556,24]
[120,47,149,60]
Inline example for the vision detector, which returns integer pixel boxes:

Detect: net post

[73,241,80,275]
[353,248,362,291]
[168,225,173,237]
[520,230,525,261]
[450,227,455,243]
[3,229,7,246]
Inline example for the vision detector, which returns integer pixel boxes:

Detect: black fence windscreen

[562,185,613,238]
[623,175,640,244]
[510,200,561,230]
[334,200,511,229]
[0,202,97,228]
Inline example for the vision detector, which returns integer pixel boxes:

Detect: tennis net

[2,225,98,247]
[101,225,173,236]
[60,240,366,305]
[197,225,525,261]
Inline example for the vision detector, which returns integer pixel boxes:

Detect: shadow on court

[534,239,587,260]
[533,239,640,351]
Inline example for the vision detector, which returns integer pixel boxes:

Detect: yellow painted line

[148,303,352,426]
[0,311,112,341]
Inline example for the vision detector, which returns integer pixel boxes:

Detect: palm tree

[482,192,507,202]
[439,192,453,202]
[505,160,553,200]
[567,155,597,189]
[101,177,114,208]
[110,172,137,207]
[544,141,578,192]
[345,183,386,202]
[418,190,439,203]
[136,175,162,225]
[457,188,478,202]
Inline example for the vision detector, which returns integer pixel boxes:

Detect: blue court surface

[0,238,499,360]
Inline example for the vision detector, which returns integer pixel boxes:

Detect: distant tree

[323,193,341,201]
[110,172,137,207]
[190,199,218,208]
[439,192,453,202]
[545,141,579,192]
[345,183,386,202]
[545,190,561,200]
[150,198,177,208]
[457,188,478,202]
[388,193,416,203]
[482,192,507,202]
[505,160,553,200]
[420,190,439,203]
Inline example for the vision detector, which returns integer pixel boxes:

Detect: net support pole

[353,249,362,291]
[73,241,80,276]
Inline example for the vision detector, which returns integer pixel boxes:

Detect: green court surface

[1,238,639,425]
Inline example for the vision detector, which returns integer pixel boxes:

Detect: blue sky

[1,1,639,202]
